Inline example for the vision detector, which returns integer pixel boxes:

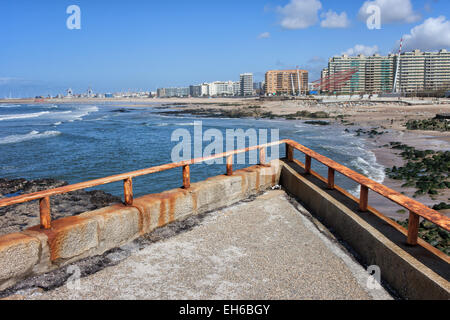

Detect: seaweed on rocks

[385,143,450,197]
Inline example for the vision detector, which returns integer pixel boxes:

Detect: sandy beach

[1,96,449,220]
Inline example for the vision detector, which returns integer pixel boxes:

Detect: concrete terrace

[14,190,392,300]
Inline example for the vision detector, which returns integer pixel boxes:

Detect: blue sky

[1,0,449,97]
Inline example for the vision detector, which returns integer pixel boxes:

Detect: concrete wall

[0,163,280,291]
[280,161,450,300]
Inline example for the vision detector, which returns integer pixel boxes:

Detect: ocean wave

[321,144,366,157]
[0,111,50,121]
[0,130,61,145]
[176,122,196,126]
[0,104,20,108]
[43,106,99,122]
[351,155,385,182]
[348,154,385,197]
[71,106,99,121]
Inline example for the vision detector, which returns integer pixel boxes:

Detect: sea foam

[0,130,61,145]
[0,111,50,121]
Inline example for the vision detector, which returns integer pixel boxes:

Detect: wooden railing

[284,139,450,246]
[0,139,448,249]
[0,140,281,229]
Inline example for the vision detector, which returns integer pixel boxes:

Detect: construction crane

[392,38,403,94]
[290,73,295,96]
[311,68,359,92]
[296,66,301,96]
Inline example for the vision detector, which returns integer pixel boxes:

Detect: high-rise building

[397,49,450,93]
[240,73,253,96]
[320,54,395,94]
[264,70,308,95]
[189,85,202,97]
[321,49,450,94]
[201,83,209,96]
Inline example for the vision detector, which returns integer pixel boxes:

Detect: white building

[208,81,237,96]
[201,83,209,96]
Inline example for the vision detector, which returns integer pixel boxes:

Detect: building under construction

[264,69,308,96]
[317,49,450,95]
[317,54,395,94]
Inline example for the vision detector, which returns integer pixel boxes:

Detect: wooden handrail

[0,140,284,208]
[283,139,450,240]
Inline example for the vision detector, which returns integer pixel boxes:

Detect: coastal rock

[0,178,122,237]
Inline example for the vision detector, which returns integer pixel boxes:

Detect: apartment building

[157,87,189,98]
[208,81,238,96]
[397,49,450,92]
[264,70,308,95]
[321,54,395,94]
[240,73,254,96]
[321,49,450,94]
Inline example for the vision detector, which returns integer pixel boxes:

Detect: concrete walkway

[21,190,392,300]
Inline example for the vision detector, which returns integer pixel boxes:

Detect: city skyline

[1,0,450,97]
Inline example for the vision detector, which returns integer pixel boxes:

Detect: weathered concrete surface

[19,190,392,300]
[0,163,280,291]
[279,160,450,300]
[0,233,40,290]
[0,178,122,237]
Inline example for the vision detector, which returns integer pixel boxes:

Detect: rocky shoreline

[0,178,122,236]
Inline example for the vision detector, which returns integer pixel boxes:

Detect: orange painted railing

[284,140,449,247]
[0,139,448,250]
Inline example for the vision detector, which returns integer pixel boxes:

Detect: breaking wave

[348,154,385,197]
[0,111,50,121]
[0,130,61,145]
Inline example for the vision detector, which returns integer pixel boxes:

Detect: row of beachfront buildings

[156,49,449,97]
[320,49,450,94]
[157,73,256,98]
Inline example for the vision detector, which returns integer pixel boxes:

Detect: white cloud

[277,0,322,30]
[402,16,450,51]
[358,0,421,24]
[257,32,271,39]
[0,77,28,85]
[320,10,350,28]
[342,45,379,56]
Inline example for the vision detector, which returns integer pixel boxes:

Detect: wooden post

[327,167,335,189]
[183,165,190,189]
[123,177,133,206]
[359,185,369,212]
[305,155,312,174]
[259,147,266,166]
[226,155,233,176]
[407,211,420,246]
[286,144,293,162]
[39,197,51,229]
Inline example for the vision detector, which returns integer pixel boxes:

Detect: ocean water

[0,103,385,198]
